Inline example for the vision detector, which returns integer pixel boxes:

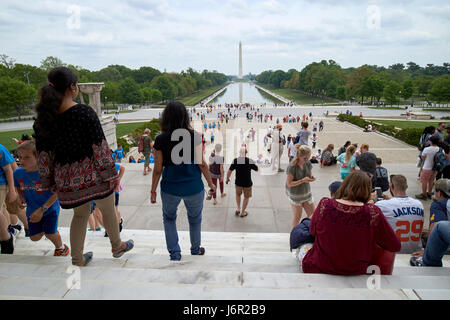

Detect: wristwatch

[41,205,49,212]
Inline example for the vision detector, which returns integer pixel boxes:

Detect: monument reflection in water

[210,82,282,106]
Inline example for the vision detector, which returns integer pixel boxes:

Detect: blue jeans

[161,190,205,260]
[423,221,450,267]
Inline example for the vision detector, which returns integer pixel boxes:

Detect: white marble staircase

[0,228,449,300]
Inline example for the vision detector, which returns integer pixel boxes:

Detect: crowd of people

[1,66,449,278]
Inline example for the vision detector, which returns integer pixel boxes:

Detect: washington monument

[238,41,243,79]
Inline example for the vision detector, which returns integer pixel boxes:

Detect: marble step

[1,260,449,289]
[1,261,448,299]
[10,244,450,271]
[39,228,291,242]
[0,275,416,300]
[1,253,449,278]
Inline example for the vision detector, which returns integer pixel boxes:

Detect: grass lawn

[178,84,227,106]
[106,110,137,114]
[0,122,153,152]
[257,84,334,105]
[368,106,404,110]
[115,122,152,138]
[369,119,445,130]
[0,129,35,152]
[420,108,450,112]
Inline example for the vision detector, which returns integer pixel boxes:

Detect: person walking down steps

[34,67,134,267]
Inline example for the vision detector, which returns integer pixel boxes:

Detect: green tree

[96,66,122,82]
[118,77,141,104]
[336,86,347,100]
[151,75,177,101]
[140,87,153,104]
[401,80,414,101]
[383,80,402,106]
[413,76,434,97]
[132,66,161,84]
[345,65,376,102]
[269,70,288,88]
[150,89,162,103]
[7,63,47,89]
[427,75,450,103]
[40,56,66,70]
[0,77,36,119]
[0,54,16,69]
[102,81,119,107]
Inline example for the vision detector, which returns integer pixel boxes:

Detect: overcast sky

[1,0,449,75]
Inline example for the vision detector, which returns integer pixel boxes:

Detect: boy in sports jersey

[375,174,425,254]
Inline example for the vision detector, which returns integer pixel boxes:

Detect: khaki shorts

[236,186,252,198]
[5,197,22,215]
[0,185,7,208]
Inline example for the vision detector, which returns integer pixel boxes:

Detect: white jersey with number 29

[375,197,425,254]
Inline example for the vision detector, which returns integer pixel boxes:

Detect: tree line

[0,55,228,118]
[256,60,450,105]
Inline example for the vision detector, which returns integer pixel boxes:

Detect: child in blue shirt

[114,145,124,163]
[14,141,69,256]
[0,143,17,254]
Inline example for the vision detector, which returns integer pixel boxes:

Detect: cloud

[0,0,448,74]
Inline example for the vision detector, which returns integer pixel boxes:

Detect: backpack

[209,154,222,175]
[432,148,446,173]
[138,136,144,153]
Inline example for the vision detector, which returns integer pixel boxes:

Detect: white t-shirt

[288,141,297,158]
[375,197,425,254]
[422,146,440,170]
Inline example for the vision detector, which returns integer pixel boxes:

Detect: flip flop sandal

[113,239,134,258]
[240,211,248,217]
[235,210,240,216]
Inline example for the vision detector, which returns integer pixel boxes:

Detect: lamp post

[24,71,30,85]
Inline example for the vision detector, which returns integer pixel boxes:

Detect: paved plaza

[57,116,432,234]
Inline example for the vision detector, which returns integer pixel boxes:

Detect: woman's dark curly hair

[34,67,78,138]
[160,101,193,134]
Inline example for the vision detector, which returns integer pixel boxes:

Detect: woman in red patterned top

[34,67,134,266]
[301,171,401,275]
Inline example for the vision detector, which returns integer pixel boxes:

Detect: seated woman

[129,155,137,163]
[320,144,335,167]
[299,171,401,275]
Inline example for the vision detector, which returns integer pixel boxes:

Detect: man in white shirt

[376,174,425,254]
[287,138,297,162]
[416,136,440,200]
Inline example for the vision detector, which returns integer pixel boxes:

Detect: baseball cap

[435,179,450,197]
[328,181,342,194]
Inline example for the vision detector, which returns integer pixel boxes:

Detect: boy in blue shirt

[114,144,124,163]
[0,143,17,254]
[14,141,69,256]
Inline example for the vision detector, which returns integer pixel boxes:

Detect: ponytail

[345,145,356,162]
[34,67,78,139]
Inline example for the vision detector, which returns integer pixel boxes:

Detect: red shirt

[302,198,401,275]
